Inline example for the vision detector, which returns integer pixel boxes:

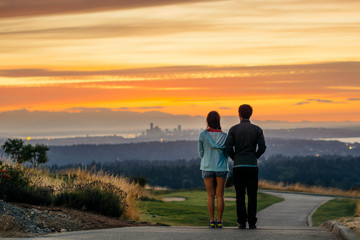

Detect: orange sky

[1,0,360,121]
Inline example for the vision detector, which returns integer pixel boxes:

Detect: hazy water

[316,137,360,143]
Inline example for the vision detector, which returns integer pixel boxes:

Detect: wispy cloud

[118,106,165,110]
[348,98,360,101]
[0,0,216,18]
[0,21,213,39]
[1,62,360,78]
[219,107,232,109]
[306,99,347,104]
[307,99,335,103]
[67,106,165,111]
[295,102,310,105]
[327,86,360,91]
[295,98,348,105]
[67,107,112,112]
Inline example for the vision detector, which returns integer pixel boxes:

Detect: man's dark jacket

[225,119,266,166]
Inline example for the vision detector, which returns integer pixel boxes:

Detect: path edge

[321,221,358,240]
[307,197,333,227]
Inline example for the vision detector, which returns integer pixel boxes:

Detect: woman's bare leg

[216,177,226,221]
[204,177,216,221]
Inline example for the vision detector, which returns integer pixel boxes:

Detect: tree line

[43,138,360,166]
[1,139,50,167]
[50,155,360,190]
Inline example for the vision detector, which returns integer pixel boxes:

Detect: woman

[198,111,229,228]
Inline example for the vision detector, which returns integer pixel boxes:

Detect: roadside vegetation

[312,198,359,226]
[53,155,360,192]
[259,180,360,197]
[0,158,145,220]
[140,188,283,226]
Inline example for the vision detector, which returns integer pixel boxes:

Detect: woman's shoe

[209,221,216,229]
[216,221,223,228]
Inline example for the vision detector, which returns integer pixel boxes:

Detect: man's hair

[238,104,253,119]
[206,111,221,130]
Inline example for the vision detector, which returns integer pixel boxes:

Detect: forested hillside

[50,155,360,190]
[46,139,360,165]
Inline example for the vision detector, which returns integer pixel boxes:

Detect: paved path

[9,191,339,240]
[258,190,334,227]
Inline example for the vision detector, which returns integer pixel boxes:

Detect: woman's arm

[198,132,204,158]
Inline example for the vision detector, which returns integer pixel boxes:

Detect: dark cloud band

[0,0,217,18]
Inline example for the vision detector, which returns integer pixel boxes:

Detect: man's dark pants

[233,167,258,226]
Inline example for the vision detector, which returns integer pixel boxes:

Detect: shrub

[0,163,53,205]
[54,180,128,218]
[0,163,136,219]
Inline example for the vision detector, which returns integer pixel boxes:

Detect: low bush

[54,180,128,218]
[1,162,137,219]
[0,163,52,205]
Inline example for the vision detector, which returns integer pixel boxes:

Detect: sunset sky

[1,0,360,122]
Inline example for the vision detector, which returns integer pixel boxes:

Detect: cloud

[348,98,360,101]
[0,62,358,114]
[1,61,360,78]
[67,106,165,111]
[219,107,232,109]
[67,107,112,112]
[306,99,347,104]
[328,86,360,91]
[0,21,213,39]
[0,0,217,18]
[307,99,335,103]
[295,102,310,105]
[118,106,164,110]
[296,98,349,105]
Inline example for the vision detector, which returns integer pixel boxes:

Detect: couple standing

[198,104,266,229]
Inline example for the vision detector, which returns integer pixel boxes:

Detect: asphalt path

[257,190,334,227]
[9,191,339,240]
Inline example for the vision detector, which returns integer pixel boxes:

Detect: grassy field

[140,188,283,226]
[312,198,359,226]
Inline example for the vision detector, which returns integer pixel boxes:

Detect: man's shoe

[209,221,216,229]
[249,225,257,229]
[238,224,246,229]
[216,221,223,229]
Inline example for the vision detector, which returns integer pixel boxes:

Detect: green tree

[22,144,50,167]
[1,138,25,163]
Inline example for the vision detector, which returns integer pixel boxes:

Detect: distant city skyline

[1,109,360,140]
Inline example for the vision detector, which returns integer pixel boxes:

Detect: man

[225,104,266,229]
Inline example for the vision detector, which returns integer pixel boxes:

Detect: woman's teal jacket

[198,129,229,172]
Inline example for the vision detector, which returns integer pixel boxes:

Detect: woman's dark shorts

[202,171,228,179]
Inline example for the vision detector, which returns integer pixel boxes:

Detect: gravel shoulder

[0,200,151,238]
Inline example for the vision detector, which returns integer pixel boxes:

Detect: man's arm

[256,130,266,159]
[225,129,235,160]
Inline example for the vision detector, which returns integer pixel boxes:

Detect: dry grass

[57,167,147,220]
[259,180,360,197]
[356,201,360,215]
[1,158,146,221]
